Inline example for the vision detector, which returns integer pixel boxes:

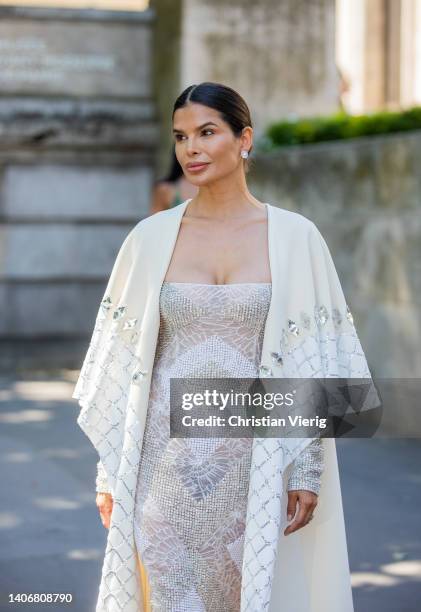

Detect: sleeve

[72,224,139,496]
[72,226,136,408]
[96,460,113,494]
[282,221,379,495]
[287,438,325,495]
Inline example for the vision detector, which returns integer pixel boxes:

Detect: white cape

[73,199,374,611]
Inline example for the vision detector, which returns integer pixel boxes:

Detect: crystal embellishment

[100,295,113,311]
[123,317,138,330]
[346,305,354,326]
[113,306,126,320]
[259,364,273,377]
[314,305,329,327]
[132,368,148,384]
[332,308,342,326]
[130,331,140,344]
[270,351,283,366]
[288,319,299,336]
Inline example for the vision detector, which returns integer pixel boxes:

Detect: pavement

[0,373,420,612]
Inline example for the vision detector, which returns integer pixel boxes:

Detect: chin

[189,174,214,186]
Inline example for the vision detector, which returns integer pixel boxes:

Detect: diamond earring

[241,150,249,159]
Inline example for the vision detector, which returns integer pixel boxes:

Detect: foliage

[262,107,421,148]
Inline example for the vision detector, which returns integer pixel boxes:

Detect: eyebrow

[172,121,218,134]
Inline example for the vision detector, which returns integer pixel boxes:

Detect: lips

[186,162,209,169]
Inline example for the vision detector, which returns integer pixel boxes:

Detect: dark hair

[157,147,184,184]
[172,82,253,172]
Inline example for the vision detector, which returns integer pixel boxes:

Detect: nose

[186,135,201,155]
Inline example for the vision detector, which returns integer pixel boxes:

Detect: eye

[174,129,214,142]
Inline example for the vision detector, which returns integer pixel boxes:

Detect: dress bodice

[153,282,272,379]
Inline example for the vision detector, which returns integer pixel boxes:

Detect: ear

[240,125,253,151]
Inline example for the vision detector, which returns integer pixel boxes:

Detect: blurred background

[0,2,420,611]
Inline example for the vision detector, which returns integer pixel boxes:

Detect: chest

[164,219,271,285]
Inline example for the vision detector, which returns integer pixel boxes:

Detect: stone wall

[249,130,421,378]
[0,6,157,370]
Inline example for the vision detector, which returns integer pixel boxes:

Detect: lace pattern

[135,282,268,611]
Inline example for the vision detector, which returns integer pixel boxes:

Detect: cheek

[211,140,238,164]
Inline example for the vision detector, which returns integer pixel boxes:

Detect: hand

[96,492,113,529]
[284,489,318,536]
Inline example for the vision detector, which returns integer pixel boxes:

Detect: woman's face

[172,102,251,184]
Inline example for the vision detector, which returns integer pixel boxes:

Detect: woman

[149,148,198,214]
[74,82,373,611]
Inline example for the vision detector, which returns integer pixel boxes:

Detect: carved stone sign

[0,18,151,97]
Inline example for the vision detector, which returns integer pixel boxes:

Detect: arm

[287,438,324,495]
[96,460,113,530]
[284,439,324,537]
[96,460,112,494]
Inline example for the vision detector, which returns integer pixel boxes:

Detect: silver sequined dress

[96,282,324,612]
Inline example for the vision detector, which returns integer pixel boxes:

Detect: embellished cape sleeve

[277,219,374,380]
[277,219,379,466]
[72,226,139,496]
